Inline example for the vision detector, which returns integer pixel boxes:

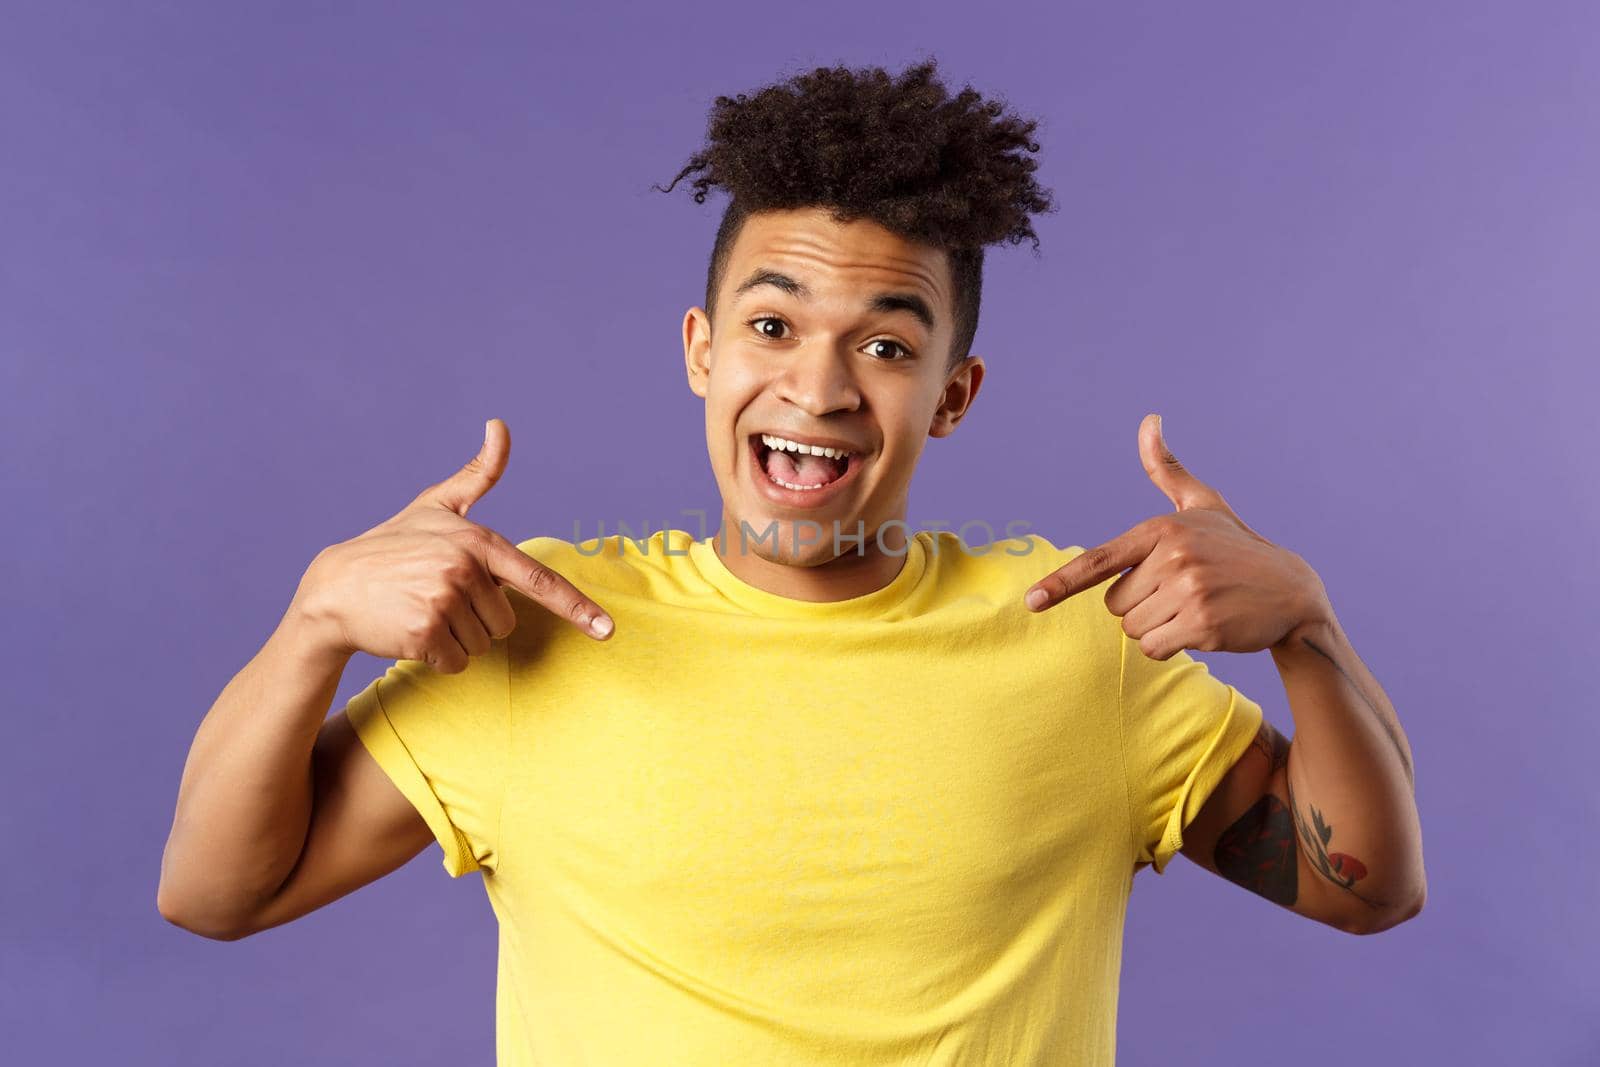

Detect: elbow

[156,881,259,943]
[1340,882,1426,936]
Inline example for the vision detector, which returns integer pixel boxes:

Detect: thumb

[1140,412,1217,512]
[416,418,511,516]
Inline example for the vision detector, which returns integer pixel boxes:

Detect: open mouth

[749,433,860,491]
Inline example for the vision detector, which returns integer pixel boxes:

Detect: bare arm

[156,605,432,940]
[1180,615,1425,934]
[156,419,613,940]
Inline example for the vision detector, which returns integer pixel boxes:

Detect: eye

[744,316,912,361]
[864,338,911,361]
[746,316,791,340]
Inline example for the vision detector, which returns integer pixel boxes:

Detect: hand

[1023,414,1329,660]
[289,418,615,672]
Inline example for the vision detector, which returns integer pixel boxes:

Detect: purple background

[5,2,1595,1063]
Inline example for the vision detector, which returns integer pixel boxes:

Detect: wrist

[1271,607,1338,659]
[276,598,355,672]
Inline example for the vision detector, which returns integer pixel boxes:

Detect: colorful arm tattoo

[1212,720,1380,912]
[1284,772,1382,911]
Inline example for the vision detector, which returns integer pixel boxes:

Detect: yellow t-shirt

[346,528,1263,1066]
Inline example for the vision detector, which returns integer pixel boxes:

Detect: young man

[159,60,1424,1066]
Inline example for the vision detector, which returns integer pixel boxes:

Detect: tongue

[764,448,843,486]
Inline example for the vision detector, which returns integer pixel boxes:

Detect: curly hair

[655,58,1057,368]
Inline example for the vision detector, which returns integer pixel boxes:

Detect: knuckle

[452,525,493,555]
[440,552,479,584]
[524,563,559,598]
[429,641,466,673]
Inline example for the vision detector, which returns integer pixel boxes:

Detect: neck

[711,509,911,602]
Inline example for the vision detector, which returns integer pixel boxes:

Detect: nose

[772,343,862,417]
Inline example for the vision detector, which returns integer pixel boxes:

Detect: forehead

[724,207,952,316]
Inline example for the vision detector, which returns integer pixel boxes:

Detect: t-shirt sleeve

[1116,622,1264,875]
[343,636,510,878]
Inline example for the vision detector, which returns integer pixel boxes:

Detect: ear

[683,306,712,399]
[928,355,985,438]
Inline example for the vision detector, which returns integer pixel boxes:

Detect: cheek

[705,355,768,421]
[700,362,758,467]
[712,349,767,394]
[872,401,925,455]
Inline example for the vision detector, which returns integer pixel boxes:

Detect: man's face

[683,206,984,567]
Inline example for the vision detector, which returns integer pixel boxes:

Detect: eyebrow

[732,268,936,332]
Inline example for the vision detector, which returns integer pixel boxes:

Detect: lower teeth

[758,443,848,491]
[768,471,827,491]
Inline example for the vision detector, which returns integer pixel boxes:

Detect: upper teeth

[761,434,851,460]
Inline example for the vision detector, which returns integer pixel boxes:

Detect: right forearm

[158,603,352,933]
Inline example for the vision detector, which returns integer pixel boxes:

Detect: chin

[724,511,862,566]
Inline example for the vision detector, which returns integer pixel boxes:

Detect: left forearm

[1271,610,1426,926]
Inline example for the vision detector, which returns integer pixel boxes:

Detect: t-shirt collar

[686,530,928,620]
